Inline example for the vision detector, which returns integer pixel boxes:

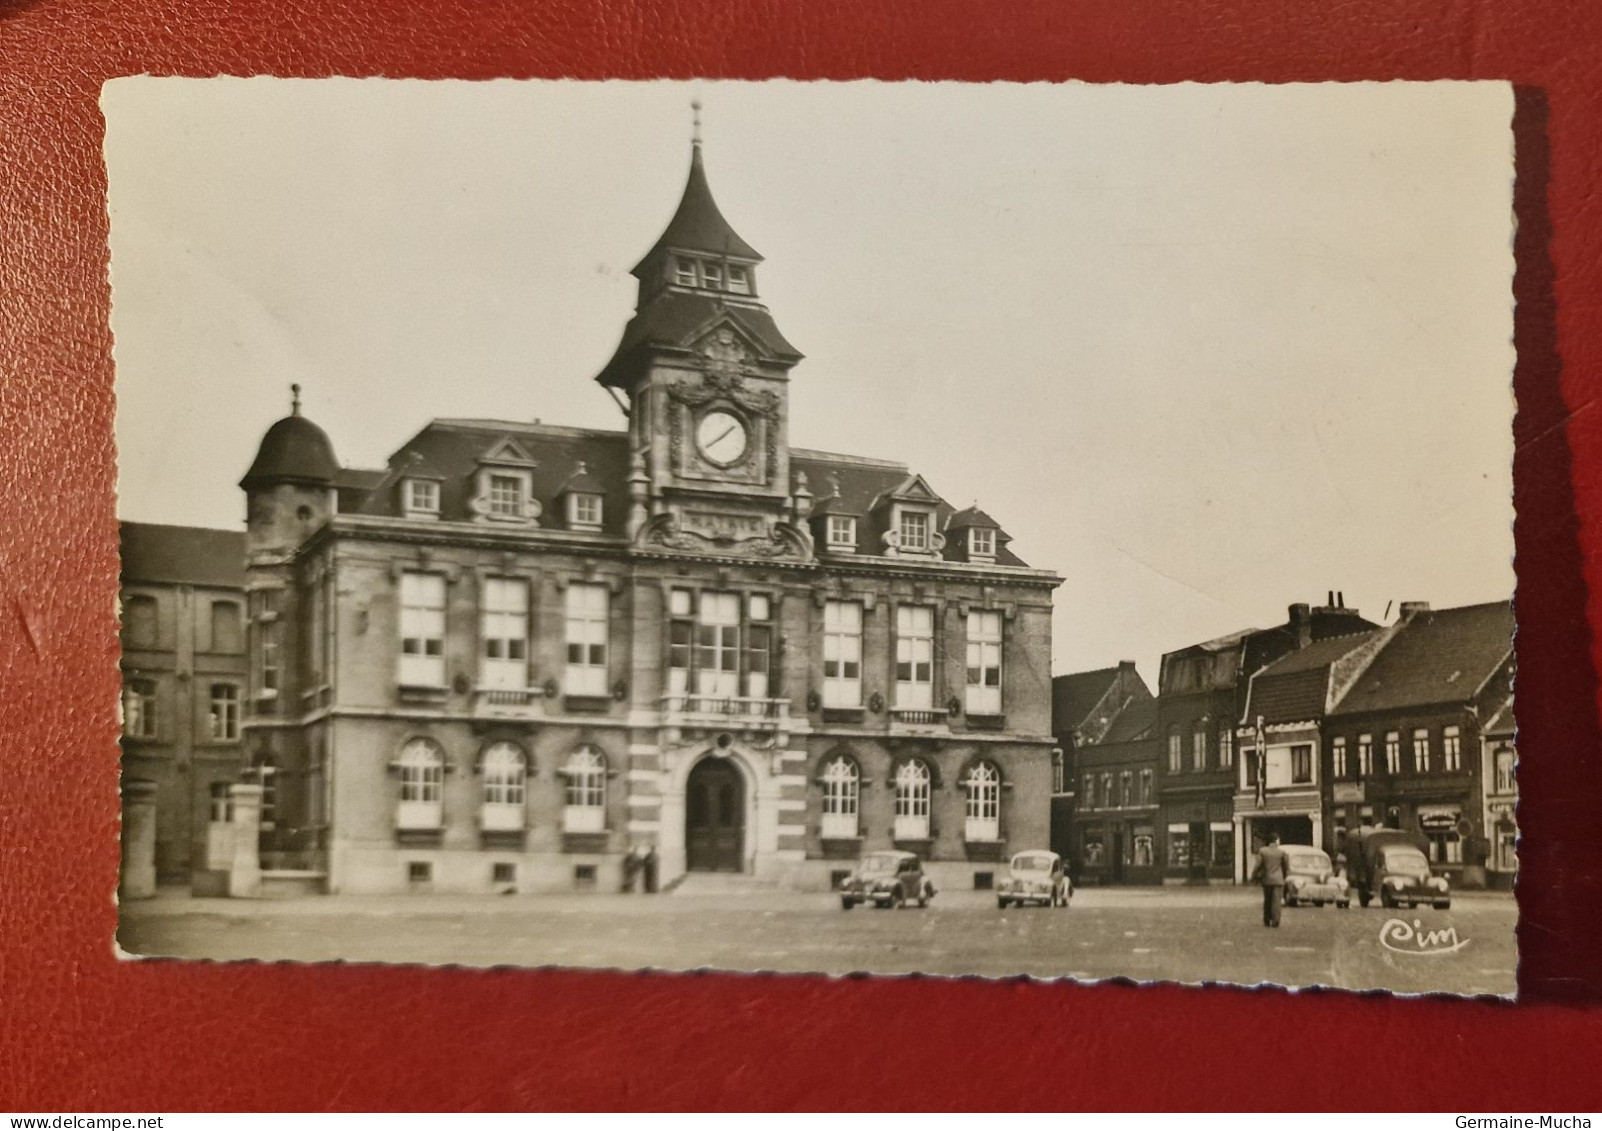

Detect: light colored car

[996,850,1071,909]
[839,850,935,910]
[1281,846,1350,908]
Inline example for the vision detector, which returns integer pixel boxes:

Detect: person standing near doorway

[1250,831,1290,927]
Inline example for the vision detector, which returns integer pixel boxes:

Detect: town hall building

[236,130,1063,895]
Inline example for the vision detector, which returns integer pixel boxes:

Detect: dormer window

[669,256,755,296]
[568,492,603,531]
[702,261,724,289]
[404,478,439,519]
[898,510,931,553]
[488,474,523,517]
[969,527,995,560]
[674,258,698,286]
[826,515,857,551]
[726,266,751,295]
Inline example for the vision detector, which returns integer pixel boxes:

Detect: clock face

[696,410,748,466]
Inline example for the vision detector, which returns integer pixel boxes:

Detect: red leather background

[3,0,1602,1112]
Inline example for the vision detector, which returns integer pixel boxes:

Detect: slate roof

[1053,667,1124,734]
[120,522,245,589]
[596,293,802,389]
[1101,696,1158,746]
[335,423,1032,565]
[633,144,762,271]
[947,505,1000,530]
[240,411,339,489]
[1243,631,1387,725]
[1332,601,1514,717]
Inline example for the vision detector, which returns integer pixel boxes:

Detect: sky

[103,79,1517,681]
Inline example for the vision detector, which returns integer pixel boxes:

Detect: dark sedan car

[840,851,936,909]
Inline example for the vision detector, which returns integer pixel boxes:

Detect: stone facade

[235,136,1062,896]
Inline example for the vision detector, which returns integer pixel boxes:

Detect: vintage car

[1281,846,1350,908]
[839,850,936,910]
[995,850,1071,909]
[1350,828,1452,910]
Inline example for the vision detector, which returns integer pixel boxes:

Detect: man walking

[1250,831,1290,928]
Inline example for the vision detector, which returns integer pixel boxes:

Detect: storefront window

[1210,825,1234,868]
[1081,829,1106,866]
[1132,827,1154,867]
[1166,827,1190,868]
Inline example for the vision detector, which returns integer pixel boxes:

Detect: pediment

[686,314,773,365]
[882,473,943,506]
[479,437,538,467]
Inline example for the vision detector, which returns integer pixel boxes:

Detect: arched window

[820,756,860,839]
[480,742,528,831]
[396,738,445,830]
[964,761,1001,841]
[1051,748,1066,795]
[893,759,932,840]
[562,746,606,833]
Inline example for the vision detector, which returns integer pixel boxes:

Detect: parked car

[995,850,1071,909]
[1349,827,1451,910]
[840,850,935,910]
[1281,845,1350,908]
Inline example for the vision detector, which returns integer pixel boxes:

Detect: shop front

[1077,814,1160,886]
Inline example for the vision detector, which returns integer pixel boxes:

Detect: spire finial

[290,383,302,416]
[691,98,702,148]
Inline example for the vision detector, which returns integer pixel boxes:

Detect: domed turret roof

[240,385,339,490]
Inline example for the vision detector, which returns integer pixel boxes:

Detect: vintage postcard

[105,78,1516,994]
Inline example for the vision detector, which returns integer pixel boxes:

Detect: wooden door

[686,758,745,873]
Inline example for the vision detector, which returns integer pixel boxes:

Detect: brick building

[1154,598,1374,883]
[1233,625,1392,881]
[235,135,1062,895]
[118,522,248,882]
[1050,663,1156,883]
[1324,600,1515,890]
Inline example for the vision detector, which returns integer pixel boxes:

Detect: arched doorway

[686,757,745,873]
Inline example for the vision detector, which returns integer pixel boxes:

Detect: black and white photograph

[106,78,1517,994]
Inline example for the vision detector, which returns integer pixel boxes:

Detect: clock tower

[596,109,810,559]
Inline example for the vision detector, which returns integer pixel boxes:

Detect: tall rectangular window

[1443,725,1462,771]
[480,578,529,690]
[564,583,609,696]
[668,588,693,696]
[1218,725,1234,768]
[1332,736,1348,779]
[1291,744,1313,784]
[1120,771,1134,808]
[965,610,1003,715]
[895,605,935,710]
[1358,734,1374,777]
[822,601,862,707]
[898,510,930,552]
[122,679,158,739]
[1385,731,1401,775]
[694,592,741,698]
[210,601,242,653]
[1139,768,1154,805]
[398,572,446,687]
[1167,726,1183,773]
[208,683,239,741]
[1191,725,1207,771]
[1413,728,1431,773]
[1082,773,1096,810]
[1494,749,1515,793]
[123,594,158,650]
[744,594,773,700]
[1052,749,1065,795]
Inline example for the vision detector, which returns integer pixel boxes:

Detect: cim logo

[1380,917,1470,955]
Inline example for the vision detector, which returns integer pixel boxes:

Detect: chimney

[1118,660,1137,672]
[1399,600,1431,621]
[1289,603,1313,648]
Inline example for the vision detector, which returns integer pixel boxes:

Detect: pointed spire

[631,104,762,274]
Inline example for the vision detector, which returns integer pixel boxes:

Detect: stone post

[227,782,264,898]
[119,779,159,900]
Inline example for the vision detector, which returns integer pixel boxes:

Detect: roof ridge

[432,419,628,440]
[790,447,908,470]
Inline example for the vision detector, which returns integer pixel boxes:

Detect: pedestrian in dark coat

[1250,831,1290,927]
